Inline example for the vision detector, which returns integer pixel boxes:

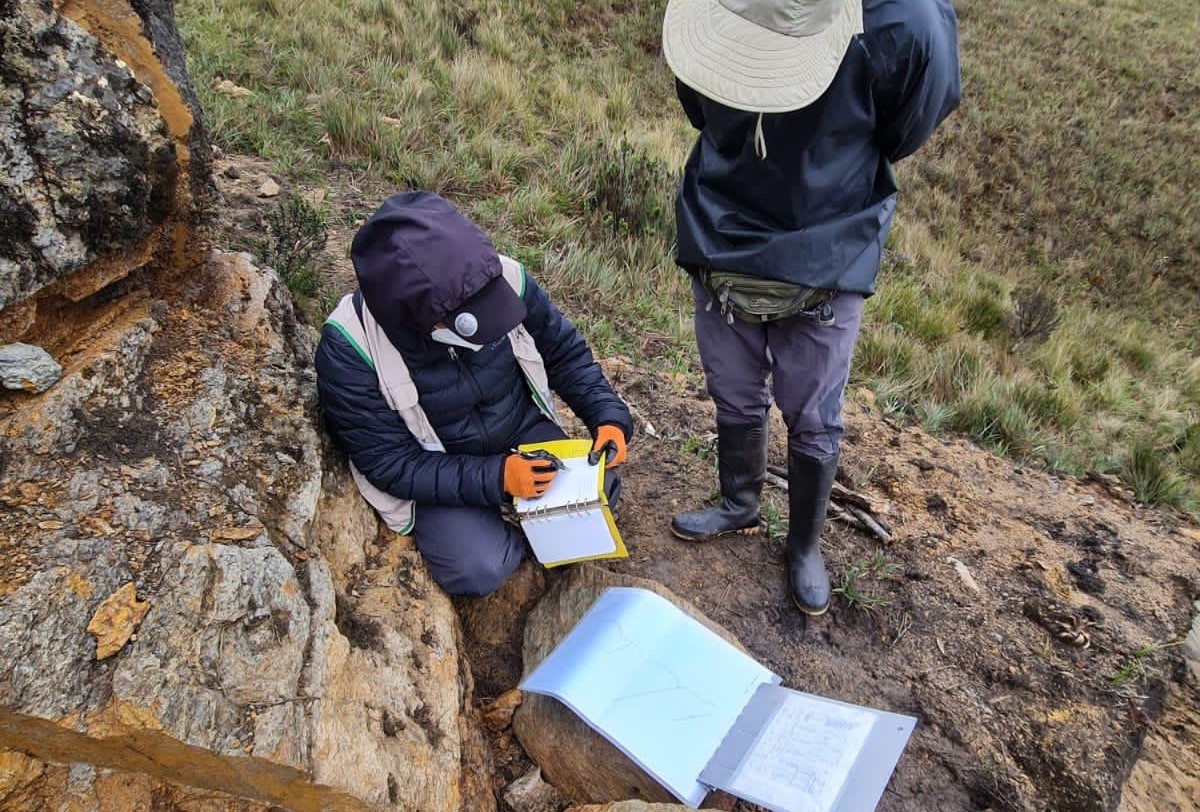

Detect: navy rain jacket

[315,272,632,509]
[675,0,961,294]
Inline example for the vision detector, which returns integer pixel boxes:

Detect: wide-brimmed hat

[352,191,526,344]
[663,0,864,113]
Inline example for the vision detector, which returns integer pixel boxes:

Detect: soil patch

[582,364,1199,812]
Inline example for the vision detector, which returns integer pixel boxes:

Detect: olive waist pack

[698,268,835,325]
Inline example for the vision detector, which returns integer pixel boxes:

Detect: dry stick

[829,503,866,529]
[763,470,789,491]
[844,504,893,543]
[766,463,895,538]
[768,463,881,512]
[764,469,881,534]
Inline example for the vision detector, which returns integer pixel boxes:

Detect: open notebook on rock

[521,587,916,812]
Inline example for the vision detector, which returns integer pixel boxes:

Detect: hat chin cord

[754,112,768,160]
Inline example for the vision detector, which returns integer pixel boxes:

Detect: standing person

[315,191,631,597]
[662,0,960,614]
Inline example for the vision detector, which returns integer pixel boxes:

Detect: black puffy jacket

[315,271,632,508]
[675,0,960,294]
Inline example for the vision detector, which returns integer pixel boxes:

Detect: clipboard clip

[516,448,566,470]
[587,440,618,467]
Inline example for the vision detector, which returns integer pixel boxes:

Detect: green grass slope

[178,0,1199,515]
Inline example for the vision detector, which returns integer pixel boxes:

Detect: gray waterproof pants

[692,277,865,460]
[412,420,619,596]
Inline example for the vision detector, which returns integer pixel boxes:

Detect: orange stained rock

[55,0,193,159]
[86,582,150,660]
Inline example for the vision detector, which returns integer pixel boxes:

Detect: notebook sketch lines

[603,616,717,721]
[521,587,778,807]
[523,587,918,812]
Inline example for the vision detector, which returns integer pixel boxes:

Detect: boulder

[512,565,745,807]
[0,251,492,812]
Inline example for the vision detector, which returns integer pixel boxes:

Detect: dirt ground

[594,364,1199,812]
[210,160,1200,812]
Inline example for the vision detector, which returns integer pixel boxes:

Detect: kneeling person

[315,192,631,596]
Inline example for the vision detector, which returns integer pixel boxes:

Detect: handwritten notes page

[731,687,873,811]
[513,442,620,565]
[522,588,915,812]
[521,587,779,806]
[700,682,916,812]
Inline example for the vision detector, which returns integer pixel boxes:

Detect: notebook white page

[521,587,779,807]
[521,505,615,563]
[514,456,600,514]
[515,456,613,564]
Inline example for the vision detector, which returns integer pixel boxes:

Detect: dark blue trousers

[691,277,865,460]
[412,420,619,596]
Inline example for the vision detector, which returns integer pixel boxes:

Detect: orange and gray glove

[503,453,560,499]
[588,425,628,469]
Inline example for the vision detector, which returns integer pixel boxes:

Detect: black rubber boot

[671,421,767,541]
[785,452,839,616]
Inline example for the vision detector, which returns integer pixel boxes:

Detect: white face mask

[430,327,484,352]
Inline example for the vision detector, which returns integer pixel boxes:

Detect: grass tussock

[178,0,1199,516]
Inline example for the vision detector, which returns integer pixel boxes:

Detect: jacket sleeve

[520,273,634,440]
[315,324,506,508]
[676,79,707,131]
[870,0,961,163]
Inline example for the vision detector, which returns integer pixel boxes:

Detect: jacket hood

[351,191,505,337]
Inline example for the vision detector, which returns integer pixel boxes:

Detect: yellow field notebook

[512,438,628,567]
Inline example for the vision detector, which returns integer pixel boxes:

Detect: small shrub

[1006,285,1061,346]
[760,495,787,541]
[588,139,675,235]
[834,559,891,611]
[929,340,989,400]
[1012,375,1081,430]
[854,326,914,379]
[952,378,1045,457]
[913,398,956,433]
[1122,440,1188,506]
[1068,342,1112,385]
[260,194,329,297]
[1116,330,1156,372]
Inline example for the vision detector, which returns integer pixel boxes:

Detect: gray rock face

[504,766,571,812]
[1,0,171,308]
[0,0,210,325]
[0,342,62,392]
[0,252,492,812]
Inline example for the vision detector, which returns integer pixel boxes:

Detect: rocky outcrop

[0,0,210,344]
[0,3,497,807]
[0,252,492,811]
[512,566,745,808]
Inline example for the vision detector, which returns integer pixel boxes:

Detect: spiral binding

[521,496,600,523]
